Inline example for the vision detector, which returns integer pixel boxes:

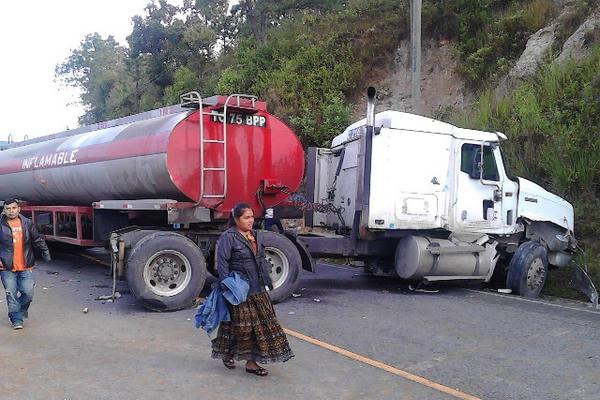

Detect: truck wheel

[126,231,207,311]
[260,231,302,303]
[506,241,548,298]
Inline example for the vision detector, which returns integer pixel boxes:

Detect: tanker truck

[0,93,309,310]
[0,90,596,310]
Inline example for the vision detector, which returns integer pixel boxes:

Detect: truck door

[454,142,503,232]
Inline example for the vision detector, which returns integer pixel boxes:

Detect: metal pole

[410,0,422,115]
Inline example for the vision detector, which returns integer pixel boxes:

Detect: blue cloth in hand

[194,272,250,339]
[221,272,249,305]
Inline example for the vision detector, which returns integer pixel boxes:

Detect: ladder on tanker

[179,91,258,200]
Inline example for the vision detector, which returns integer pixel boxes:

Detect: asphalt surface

[1,250,599,400]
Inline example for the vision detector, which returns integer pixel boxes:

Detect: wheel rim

[142,250,192,297]
[526,257,546,291]
[265,247,290,290]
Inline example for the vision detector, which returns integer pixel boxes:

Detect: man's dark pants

[0,270,34,324]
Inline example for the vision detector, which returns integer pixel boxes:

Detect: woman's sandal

[246,366,268,376]
[222,358,236,370]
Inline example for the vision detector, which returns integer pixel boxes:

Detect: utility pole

[410,0,422,115]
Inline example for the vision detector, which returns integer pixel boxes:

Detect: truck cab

[305,106,580,299]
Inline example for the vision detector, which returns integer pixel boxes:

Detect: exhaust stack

[366,86,376,128]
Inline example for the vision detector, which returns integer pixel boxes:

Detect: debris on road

[288,311,295,315]
[95,292,121,301]
[82,307,89,313]
[292,293,301,298]
[313,298,321,303]
[408,284,439,293]
[498,288,512,294]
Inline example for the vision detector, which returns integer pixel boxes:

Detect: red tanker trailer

[0,93,309,310]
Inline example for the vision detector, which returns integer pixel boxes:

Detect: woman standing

[211,202,294,376]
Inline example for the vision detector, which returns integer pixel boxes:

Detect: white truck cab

[329,110,574,237]
[303,90,583,299]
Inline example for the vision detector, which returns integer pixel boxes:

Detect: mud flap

[568,262,599,309]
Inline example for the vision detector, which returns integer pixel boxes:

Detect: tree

[55,33,135,125]
[233,0,344,43]
[183,0,238,51]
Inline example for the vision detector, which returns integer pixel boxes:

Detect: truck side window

[460,144,500,181]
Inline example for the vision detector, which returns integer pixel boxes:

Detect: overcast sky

[0,0,184,141]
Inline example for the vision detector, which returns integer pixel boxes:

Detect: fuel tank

[0,96,305,218]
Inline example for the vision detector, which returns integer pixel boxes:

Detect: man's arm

[29,221,51,262]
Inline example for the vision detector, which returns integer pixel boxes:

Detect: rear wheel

[259,231,302,303]
[126,231,207,311]
[507,241,548,298]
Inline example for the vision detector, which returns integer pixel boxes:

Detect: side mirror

[469,147,482,179]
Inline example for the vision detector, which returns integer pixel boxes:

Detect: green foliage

[423,0,556,85]
[455,47,600,289]
[163,66,202,104]
[217,0,408,145]
[55,0,560,144]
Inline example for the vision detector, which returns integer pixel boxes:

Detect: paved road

[0,251,599,400]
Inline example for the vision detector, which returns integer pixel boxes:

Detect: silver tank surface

[395,235,498,280]
[0,112,190,205]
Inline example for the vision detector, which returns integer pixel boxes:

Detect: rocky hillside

[374,0,600,118]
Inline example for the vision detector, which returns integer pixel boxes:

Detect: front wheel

[259,231,302,303]
[507,241,549,298]
[126,231,207,311]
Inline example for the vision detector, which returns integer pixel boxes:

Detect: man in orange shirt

[0,198,51,330]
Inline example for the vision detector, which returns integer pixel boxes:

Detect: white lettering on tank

[69,150,79,163]
[22,158,33,169]
[21,150,80,170]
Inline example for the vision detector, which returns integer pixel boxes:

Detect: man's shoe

[12,322,23,330]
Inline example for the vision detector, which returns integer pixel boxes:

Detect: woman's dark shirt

[216,227,273,294]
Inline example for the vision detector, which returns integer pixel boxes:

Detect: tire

[506,241,548,298]
[126,231,207,311]
[259,230,302,303]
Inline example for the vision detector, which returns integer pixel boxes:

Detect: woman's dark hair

[228,202,253,227]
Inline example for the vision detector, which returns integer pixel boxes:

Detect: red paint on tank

[167,109,305,216]
[0,99,304,218]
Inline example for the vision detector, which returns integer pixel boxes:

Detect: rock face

[556,9,600,64]
[373,39,473,117]
[508,23,559,80]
